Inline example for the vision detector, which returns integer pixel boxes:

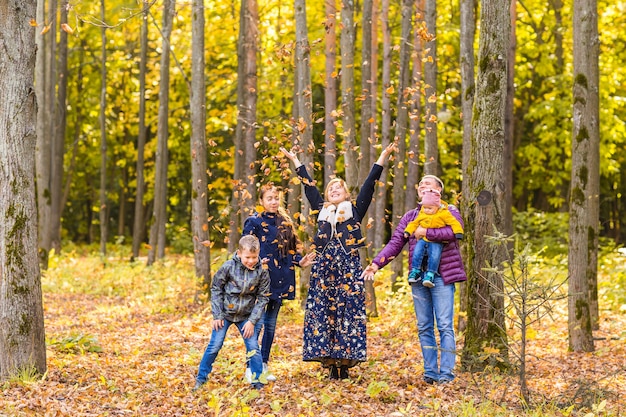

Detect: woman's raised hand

[279,147,302,167]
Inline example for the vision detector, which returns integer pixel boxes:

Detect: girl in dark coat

[280,143,395,379]
[243,184,315,381]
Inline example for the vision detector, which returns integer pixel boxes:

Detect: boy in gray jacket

[193,235,270,391]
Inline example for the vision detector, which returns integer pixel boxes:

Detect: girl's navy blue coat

[243,212,302,301]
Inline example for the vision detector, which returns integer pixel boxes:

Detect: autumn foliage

[1,248,624,416]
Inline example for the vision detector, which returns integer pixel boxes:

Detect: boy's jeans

[196,319,263,384]
[411,276,456,382]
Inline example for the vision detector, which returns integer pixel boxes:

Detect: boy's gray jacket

[211,253,270,325]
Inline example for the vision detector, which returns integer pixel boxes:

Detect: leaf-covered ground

[2,253,625,416]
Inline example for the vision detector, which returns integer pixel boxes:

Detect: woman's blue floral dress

[303,238,367,367]
[297,163,383,369]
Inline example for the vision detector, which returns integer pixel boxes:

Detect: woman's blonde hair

[324,178,350,201]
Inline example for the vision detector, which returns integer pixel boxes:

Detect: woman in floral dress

[280,143,395,379]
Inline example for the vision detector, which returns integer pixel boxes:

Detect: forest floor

[1,253,625,416]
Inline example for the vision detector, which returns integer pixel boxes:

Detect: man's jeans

[411,276,457,382]
[196,319,262,384]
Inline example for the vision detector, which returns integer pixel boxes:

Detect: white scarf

[317,201,354,237]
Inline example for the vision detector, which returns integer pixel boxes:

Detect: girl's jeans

[254,298,282,363]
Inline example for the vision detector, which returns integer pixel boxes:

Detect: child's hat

[421,189,441,207]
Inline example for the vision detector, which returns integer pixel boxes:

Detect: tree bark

[35,0,52,269]
[462,0,510,371]
[323,0,337,187]
[241,0,258,223]
[502,0,516,238]
[295,0,314,308]
[148,0,176,265]
[568,0,598,352]
[423,0,439,176]
[341,0,358,188]
[191,0,211,296]
[459,0,476,334]
[360,0,378,316]
[389,0,413,288]
[51,0,69,253]
[99,0,108,256]
[373,0,392,253]
[406,0,423,212]
[132,1,150,261]
[0,0,47,380]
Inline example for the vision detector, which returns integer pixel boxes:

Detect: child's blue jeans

[411,238,444,276]
[196,319,263,384]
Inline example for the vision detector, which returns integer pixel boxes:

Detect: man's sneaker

[422,271,435,288]
[438,377,453,385]
[263,363,277,382]
[251,382,264,390]
[192,380,204,392]
[244,367,252,383]
[423,376,437,385]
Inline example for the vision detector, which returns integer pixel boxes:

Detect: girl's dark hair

[259,184,301,258]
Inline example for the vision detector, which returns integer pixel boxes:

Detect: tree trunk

[423,0,439,176]
[459,0,476,334]
[0,0,47,380]
[360,0,378,316]
[99,0,108,257]
[241,0,258,223]
[148,0,176,265]
[568,0,597,352]
[132,1,150,261]
[373,0,392,254]
[406,0,422,212]
[389,0,413,288]
[341,0,358,188]
[502,0,516,239]
[461,0,510,371]
[324,0,337,187]
[229,0,258,252]
[51,0,69,253]
[228,1,247,253]
[35,0,52,269]
[191,0,211,296]
[295,0,314,309]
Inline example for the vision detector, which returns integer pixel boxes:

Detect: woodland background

[1,0,625,415]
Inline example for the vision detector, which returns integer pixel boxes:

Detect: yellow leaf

[61,23,74,34]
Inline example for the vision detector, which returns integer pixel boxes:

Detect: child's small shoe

[422,271,435,288]
[407,269,421,283]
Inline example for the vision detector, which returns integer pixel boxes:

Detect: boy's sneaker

[407,269,421,283]
[422,271,435,288]
[263,363,277,382]
[192,380,205,392]
[244,367,252,383]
